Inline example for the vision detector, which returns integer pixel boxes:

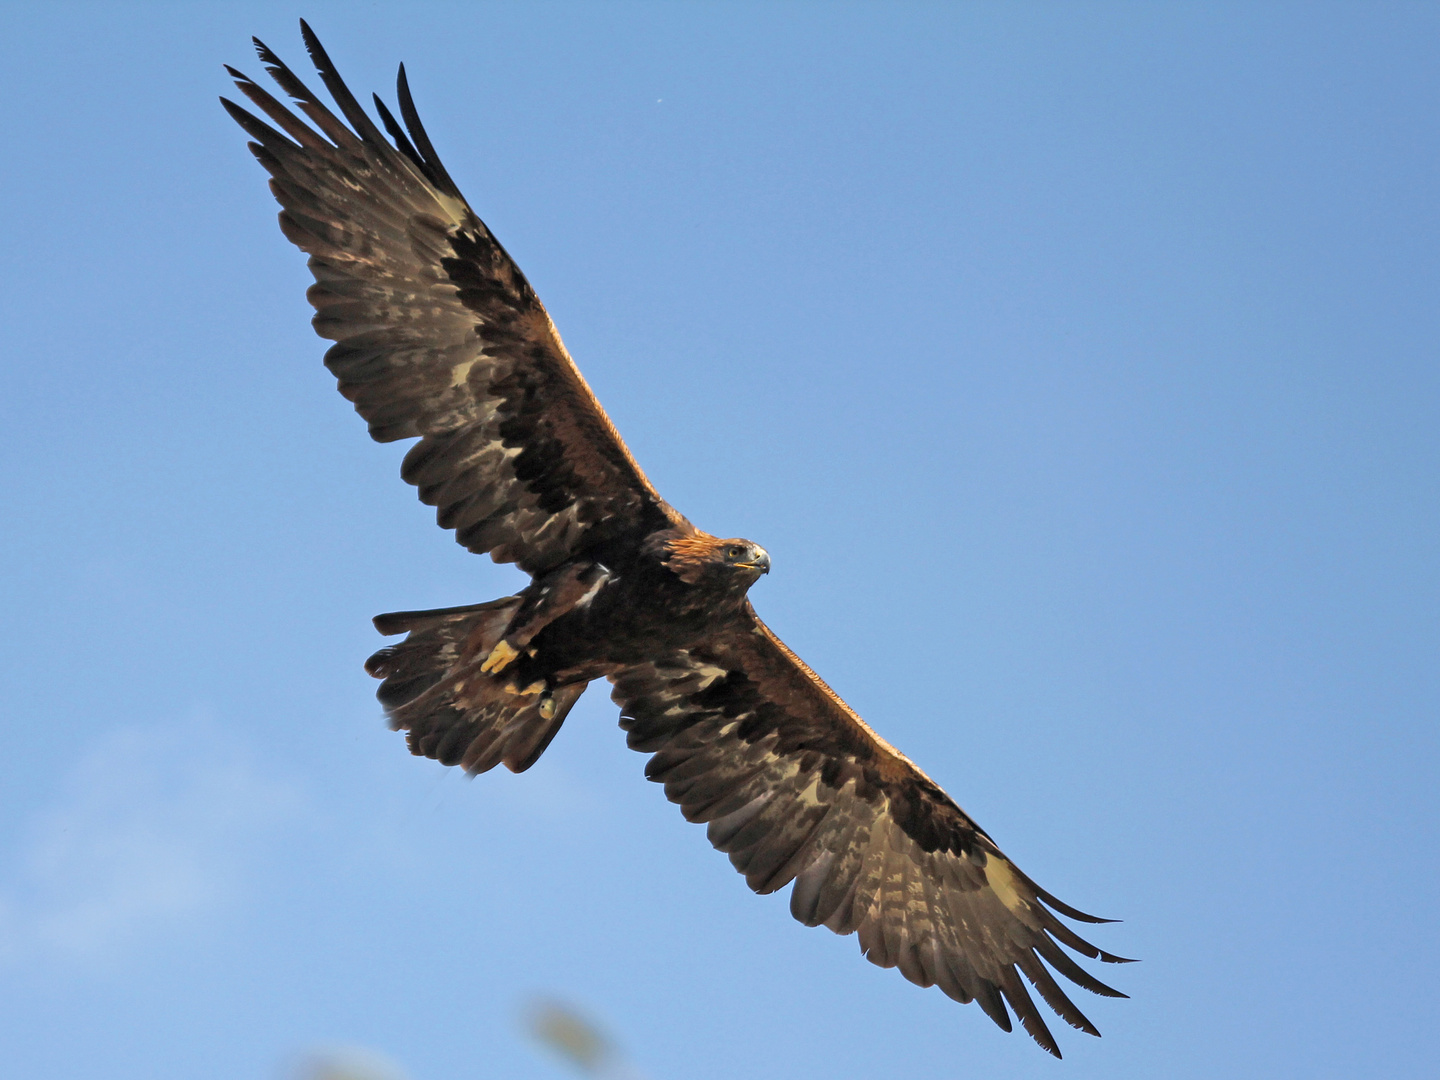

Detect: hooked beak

[738,549,771,575]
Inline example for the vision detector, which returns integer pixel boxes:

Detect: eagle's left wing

[222,24,685,576]
[609,607,1130,1058]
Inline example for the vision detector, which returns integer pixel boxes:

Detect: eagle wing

[222,23,682,574]
[610,606,1131,1058]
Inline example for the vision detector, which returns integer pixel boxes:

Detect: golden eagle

[223,22,1130,1057]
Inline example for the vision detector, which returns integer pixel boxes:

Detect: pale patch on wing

[795,776,824,809]
[448,357,479,388]
[433,190,470,226]
[573,569,609,609]
[983,854,1027,915]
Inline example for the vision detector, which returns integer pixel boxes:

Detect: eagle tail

[365,598,586,773]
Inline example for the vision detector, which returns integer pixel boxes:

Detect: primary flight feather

[223,21,1130,1057]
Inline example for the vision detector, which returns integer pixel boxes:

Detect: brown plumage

[224,21,1131,1057]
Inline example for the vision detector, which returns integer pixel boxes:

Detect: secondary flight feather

[223,21,1131,1057]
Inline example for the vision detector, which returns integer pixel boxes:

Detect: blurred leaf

[293,1045,410,1080]
[524,997,614,1074]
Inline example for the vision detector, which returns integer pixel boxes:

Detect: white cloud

[0,717,297,964]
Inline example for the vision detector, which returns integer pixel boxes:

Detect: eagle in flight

[223,22,1130,1057]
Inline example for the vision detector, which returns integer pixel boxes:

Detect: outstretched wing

[222,22,683,574]
[609,607,1131,1058]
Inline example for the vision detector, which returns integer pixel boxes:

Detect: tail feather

[367,598,519,708]
[499,683,586,771]
[365,598,587,774]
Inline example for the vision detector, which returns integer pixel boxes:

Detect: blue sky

[2,3,1437,1078]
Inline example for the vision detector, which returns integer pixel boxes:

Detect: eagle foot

[480,639,520,674]
[504,679,548,697]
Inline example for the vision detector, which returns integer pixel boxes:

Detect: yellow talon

[481,639,520,674]
[519,680,546,697]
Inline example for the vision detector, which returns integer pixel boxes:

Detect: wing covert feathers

[609,607,1130,1058]
[224,22,681,575]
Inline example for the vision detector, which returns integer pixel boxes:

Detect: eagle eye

[727,545,745,560]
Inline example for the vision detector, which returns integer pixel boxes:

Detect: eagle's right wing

[610,606,1131,1058]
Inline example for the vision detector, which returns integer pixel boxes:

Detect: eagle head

[662,532,771,588]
